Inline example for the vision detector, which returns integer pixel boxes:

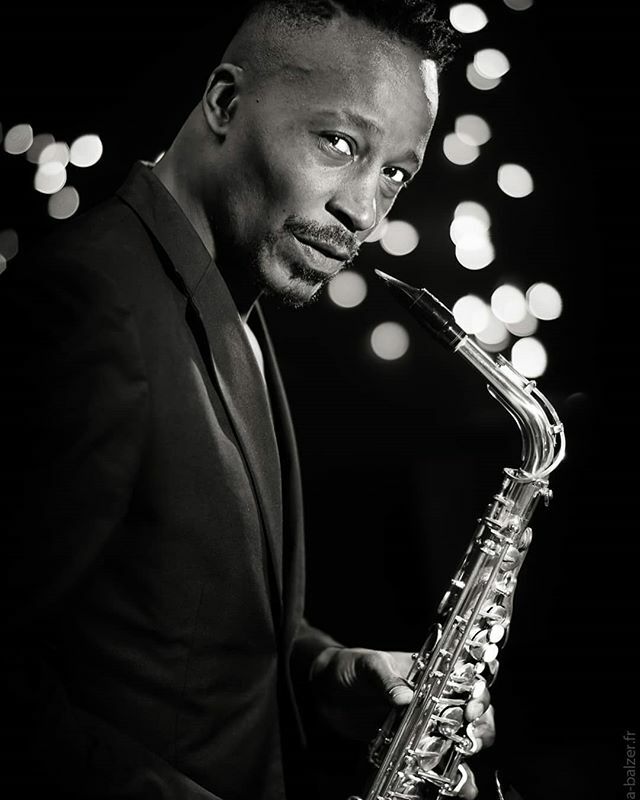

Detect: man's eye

[322,134,354,157]
[383,166,410,186]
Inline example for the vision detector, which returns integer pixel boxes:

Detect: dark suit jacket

[0,162,339,800]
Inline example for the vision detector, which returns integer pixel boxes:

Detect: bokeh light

[475,314,510,351]
[365,217,389,243]
[0,228,19,261]
[466,63,502,91]
[453,295,490,334]
[443,132,480,165]
[449,4,488,33]
[497,163,534,197]
[70,134,103,167]
[380,220,420,256]
[48,186,81,220]
[511,336,547,377]
[39,141,70,167]
[450,215,489,246]
[327,271,368,308]
[370,322,410,360]
[455,114,491,146]
[506,312,538,337]
[455,201,491,230]
[3,123,34,155]
[455,239,495,270]
[26,133,55,164]
[527,282,563,319]
[474,48,511,79]
[0,255,6,276]
[491,285,527,324]
[34,162,67,194]
[451,202,494,269]
[503,0,534,10]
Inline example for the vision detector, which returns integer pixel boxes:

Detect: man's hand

[309,647,495,799]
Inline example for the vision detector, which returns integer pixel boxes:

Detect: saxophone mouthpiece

[374,269,466,350]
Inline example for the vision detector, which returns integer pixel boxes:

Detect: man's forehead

[271,45,438,116]
[239,9,438,106]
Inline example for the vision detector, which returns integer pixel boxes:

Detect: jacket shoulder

[4,195,167,314]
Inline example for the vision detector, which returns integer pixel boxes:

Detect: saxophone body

[360,272,566,800]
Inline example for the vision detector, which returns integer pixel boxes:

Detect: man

[0,2,494,799]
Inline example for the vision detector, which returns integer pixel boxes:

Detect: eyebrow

[321,109,423,171]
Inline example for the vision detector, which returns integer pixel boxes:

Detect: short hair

[240,0,459,72]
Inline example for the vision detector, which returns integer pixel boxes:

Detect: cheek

[242,125,331,215]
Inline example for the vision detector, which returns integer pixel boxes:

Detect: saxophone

[356,271,566,799]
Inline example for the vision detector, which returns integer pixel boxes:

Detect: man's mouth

[292,233,352,264]
[291,235,349,277]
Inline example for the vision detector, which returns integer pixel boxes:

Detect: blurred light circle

[455,239,495,270]
[474,48,511,79]
[327,271,368,308]
[455,114,491,146]
[476,313,509,349]
[466,62,502,91]
[27,132,55,164]
[48,186,80,220]
[39,141,70,167]
[491,285,527,324]
[365,217,389,243]
[527,282,563,320]
[70,134,103,167]
[503,0,533,10]
[34,162,67,194]
[506,311,538,337]
[454,201,491,229]
[497,163,534,197]
[3,123,33,155]
[450,214,488,245]
[443,132,480,165]
[380,220,419,256]
[511,337,547,378]
[449,4,488,33]
[453,294,490,334]
[0,228,19,260]
[0,255,6,275]
[370,321,410,360]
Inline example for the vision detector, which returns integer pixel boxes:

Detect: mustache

[283,216,360,261]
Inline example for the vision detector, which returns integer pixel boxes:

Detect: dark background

[1,2,637,799]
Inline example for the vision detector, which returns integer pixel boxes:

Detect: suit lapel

[191,266,284,600]
[116,162,284,608]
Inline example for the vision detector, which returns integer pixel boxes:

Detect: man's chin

[260,262,331,309]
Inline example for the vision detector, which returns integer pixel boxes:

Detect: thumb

[386,677,413,707]
[362,651,414,707]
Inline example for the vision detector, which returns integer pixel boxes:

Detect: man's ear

[202,63,243,138]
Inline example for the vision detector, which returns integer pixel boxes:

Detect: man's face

[210,14,439,307]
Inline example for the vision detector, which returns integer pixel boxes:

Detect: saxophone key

[467,630,500,662]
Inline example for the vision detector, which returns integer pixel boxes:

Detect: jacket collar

[116,161,284,608]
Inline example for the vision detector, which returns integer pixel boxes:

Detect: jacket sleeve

[290,617,344,686]
[0,253,222,800]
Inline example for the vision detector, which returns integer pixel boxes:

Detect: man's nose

[327,175,378,234]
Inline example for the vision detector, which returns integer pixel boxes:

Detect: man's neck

[152,153,262,322]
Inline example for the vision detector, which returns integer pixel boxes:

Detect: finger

[387,651,414,679]
[470,704,496,750]
[456,764,478,799]
[359,651,414,707]
[465,682,490,722]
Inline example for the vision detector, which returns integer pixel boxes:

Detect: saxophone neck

[455,336,565,480]
[374,270,566,481]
